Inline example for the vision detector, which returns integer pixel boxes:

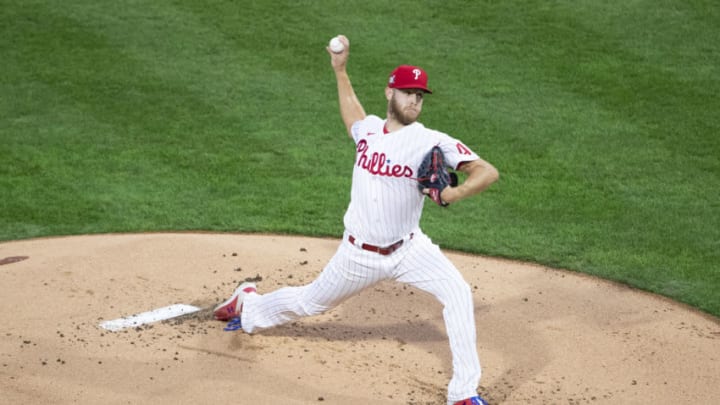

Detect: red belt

[348,234,413,256]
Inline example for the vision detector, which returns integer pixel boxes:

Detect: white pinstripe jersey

[344,115,480,246]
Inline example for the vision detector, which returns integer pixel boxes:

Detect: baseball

[329,36,345,53]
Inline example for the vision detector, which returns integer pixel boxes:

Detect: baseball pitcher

[214,35,499,405]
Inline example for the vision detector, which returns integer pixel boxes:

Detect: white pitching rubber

[99,304,202,331]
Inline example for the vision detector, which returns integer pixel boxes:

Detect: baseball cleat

[453,396,489,405]
[213,282,257,321]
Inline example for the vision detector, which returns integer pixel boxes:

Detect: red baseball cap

[388,65,432,93]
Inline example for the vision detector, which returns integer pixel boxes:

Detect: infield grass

[1,0,719,316]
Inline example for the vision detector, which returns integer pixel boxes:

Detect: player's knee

[455,279,472,295]
[435,279,473,307]
[453,280,474,305]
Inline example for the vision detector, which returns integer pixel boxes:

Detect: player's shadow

[257,282,468,345]
[261,317,449,344]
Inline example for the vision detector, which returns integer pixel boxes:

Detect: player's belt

[348,233,413,256]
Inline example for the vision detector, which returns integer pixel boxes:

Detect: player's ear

[385,87,393,101]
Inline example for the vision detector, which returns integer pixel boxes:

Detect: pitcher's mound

[1,233,718,404]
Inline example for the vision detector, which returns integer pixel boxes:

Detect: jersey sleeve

[437,134,481,170]
[351,115,384,144]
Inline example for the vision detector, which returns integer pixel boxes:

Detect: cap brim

[390,84,432,94]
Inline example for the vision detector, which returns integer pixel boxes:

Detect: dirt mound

[1,233,718,404]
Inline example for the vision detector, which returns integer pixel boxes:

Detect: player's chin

[400,110,420,124]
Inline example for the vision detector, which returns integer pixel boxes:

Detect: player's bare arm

[441,158,499,204]
[327,35,366,138]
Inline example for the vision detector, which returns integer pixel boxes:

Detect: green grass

[1,0,718,316]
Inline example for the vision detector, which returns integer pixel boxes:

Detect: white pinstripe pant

[241,230,482,403]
